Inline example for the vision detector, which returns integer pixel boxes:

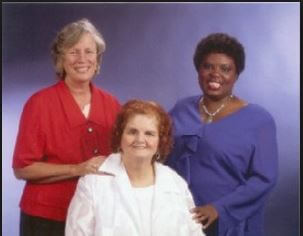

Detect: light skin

[193,53,247,228]
[120,114,159,188]
[63,32,99,110]
[14,33,105,183]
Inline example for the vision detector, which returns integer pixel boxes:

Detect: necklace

[200,95,233,123]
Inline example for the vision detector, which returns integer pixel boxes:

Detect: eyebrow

[125,126,157,133]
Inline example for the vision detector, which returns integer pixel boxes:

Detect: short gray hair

[51,18,106,79]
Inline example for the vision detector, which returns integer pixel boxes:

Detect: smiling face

[121,114,159,164]
[62,33,98,84]
[198,53,238,100]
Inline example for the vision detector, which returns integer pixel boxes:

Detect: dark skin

[191,53,247,229]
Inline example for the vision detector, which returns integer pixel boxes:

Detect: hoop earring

[154,152,160,161]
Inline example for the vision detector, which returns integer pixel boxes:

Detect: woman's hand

[73,156,106,176]
[190,204,219,229]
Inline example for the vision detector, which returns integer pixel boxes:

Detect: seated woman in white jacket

[65,99,205,236]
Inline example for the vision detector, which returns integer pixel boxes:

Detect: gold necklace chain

[200,95,233,123]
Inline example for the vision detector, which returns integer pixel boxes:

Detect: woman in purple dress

[166,33,278,236]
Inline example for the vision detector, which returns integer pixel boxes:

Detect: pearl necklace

[200,95,233,123]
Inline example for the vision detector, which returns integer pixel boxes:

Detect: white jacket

[65,153,205,236]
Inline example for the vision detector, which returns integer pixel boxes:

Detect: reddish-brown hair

[111,99,173,163]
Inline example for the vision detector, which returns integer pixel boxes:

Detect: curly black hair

[193,33,245,75]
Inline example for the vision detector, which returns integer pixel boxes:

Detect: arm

[209,118,278,231]
[13,92,107,184]
[14,156,106,183]
[65,176,95,236]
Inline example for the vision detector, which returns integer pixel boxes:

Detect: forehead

[66,32,97,49]
[204,53,234,64]
[125,114,158,130]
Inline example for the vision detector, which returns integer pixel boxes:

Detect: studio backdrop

[2,3,299,236]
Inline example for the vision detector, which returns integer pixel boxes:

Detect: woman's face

[62,33,98,84]
[121,114,159,164]
[198,53,238,99]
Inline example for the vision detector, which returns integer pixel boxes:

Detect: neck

[123,156,155,187]
[202,94,233,112]
[64,78,91,96]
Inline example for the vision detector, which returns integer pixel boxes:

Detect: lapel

[56,81,86,128]
[56,81,106,128]
[99,155,184,235]
[99,153,142,235]
[152,164,181,223]
[88,83,107,125]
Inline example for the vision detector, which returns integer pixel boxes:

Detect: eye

[86,49,95,54]
[125,128,137,135]
[145,131,158,137]
[202,63,212,70]
[68,50,77,55]
[220,65,232,73]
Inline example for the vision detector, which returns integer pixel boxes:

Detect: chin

[75,76,93,83]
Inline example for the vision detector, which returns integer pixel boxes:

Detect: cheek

[225,75,237,85]
[120,134,130,147]
[62,58,74,69]
[152,137,160,149]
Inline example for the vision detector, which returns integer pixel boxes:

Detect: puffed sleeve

[65,176,96,236]
[212,117,279,234]
[12,94,46,168]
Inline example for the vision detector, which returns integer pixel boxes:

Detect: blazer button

[94,148,99,154]
[88,127,93,133]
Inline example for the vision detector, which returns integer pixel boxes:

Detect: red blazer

[12,81,120,221]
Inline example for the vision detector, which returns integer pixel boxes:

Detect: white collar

[100,153,182,194]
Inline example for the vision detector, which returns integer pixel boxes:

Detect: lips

[74,66,90,73]
[208,81,221,90]
[132,145,146,149]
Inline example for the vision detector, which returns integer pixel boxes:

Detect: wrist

[69,164,79,177]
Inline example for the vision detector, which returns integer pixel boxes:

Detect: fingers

[190,205,218,229]
[193,214,208,224]
[88,156,107,174]
[96,171,115,176]
[202,216,216,229]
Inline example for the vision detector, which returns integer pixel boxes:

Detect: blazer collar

[100,153,181,194]
[100,153,186,234]
[56,81,105,128]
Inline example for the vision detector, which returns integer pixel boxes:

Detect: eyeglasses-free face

[120,114,159,164]
[198,53,237,99]
[62,33,98,83]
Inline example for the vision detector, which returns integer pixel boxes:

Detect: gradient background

[2,3,299,236]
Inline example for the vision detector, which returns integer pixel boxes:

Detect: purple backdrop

[2,3,299,236]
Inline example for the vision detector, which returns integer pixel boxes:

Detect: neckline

[196,95,250,125]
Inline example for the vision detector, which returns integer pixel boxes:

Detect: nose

[209,65,222,78]
[210,65,220,74]
[75,51,86,61]
[135,133,145,142]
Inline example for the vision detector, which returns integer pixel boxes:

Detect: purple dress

[166,95,278,236]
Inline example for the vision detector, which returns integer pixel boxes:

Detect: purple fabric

[166,95,278,236]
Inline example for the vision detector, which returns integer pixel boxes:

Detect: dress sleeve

[212,117,279,233]
[65,176,95,236]
[12,94,46,168]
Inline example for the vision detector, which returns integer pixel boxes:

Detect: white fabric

[82,103,91,118]
[132,185,154,236]
[65,153,205,236]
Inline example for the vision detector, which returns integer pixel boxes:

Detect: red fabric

[12,81,120,221]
